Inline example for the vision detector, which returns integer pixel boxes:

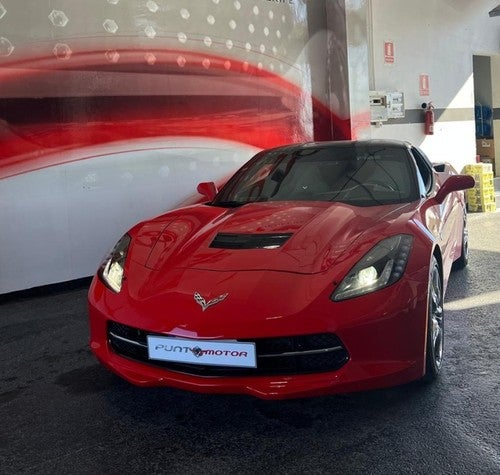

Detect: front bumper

[88,269,428,399]
[91,344,422,399]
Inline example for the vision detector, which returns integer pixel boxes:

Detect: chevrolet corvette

[88,140,474,399]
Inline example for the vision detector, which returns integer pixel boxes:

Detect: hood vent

[210,233,292,250]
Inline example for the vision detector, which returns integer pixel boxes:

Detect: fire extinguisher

[422,102,435,135]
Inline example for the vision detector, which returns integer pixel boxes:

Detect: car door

[412,147,461,277]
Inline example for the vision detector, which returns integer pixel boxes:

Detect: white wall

[369,0,500,171]
[0,138,258,293]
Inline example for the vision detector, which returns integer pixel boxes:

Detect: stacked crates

[462,163,496,212]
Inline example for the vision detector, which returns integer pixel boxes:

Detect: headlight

[99,234,131,293]
[332,234,413,301]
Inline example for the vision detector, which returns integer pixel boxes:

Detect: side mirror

[197,182,218,201]
[433,174,475,205]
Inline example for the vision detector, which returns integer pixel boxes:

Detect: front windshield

[213,144,418,207]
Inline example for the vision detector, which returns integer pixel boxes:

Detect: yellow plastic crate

[470,172,494,188]
[468,202,497,213]
[467,185,494,198]
[462,163,493,175]
[479,171,494,182]
[467,193,495,206]
[481,202,497,213]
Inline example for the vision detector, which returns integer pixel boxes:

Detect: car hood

[129,201,412,275]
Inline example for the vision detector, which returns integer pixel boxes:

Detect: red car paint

[88,140,474,399]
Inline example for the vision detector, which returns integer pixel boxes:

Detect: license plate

[147,336,257,368]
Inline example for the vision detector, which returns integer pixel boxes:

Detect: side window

[411,147,433,195]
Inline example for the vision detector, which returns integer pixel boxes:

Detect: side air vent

[210,233,292,249]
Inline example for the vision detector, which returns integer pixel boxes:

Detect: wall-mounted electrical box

[370,91,388,122]
[386,92,405,119]
[369,91,405,123]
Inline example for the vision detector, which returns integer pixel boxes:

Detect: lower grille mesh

[107,321,349,377]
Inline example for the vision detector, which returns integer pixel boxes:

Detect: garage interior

[1,1,499,473]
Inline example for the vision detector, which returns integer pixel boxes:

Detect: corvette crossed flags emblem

[194,292,229,311]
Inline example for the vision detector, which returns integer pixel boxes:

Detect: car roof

[275,139,412,153]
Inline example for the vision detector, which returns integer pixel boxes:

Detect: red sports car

[88,140,474,399]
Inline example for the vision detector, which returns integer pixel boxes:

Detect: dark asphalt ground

[1,211,499,474]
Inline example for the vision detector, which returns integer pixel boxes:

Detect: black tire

[453,217,469,270]
[422,256,444,382]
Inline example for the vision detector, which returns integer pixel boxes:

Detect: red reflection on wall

[0,50,347,179]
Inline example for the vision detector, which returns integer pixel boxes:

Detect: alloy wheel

[429,263,444,369]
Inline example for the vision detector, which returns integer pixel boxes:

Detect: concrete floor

[1,210,499,474]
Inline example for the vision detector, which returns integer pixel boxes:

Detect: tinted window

[214,144,419,207]
[411,146,433,194]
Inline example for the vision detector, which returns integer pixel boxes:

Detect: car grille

[107,321,349,377]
